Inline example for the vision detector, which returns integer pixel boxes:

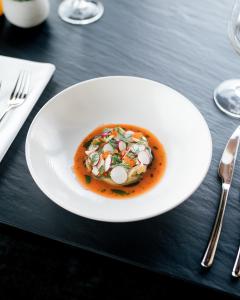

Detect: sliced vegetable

[112,154,122,165]
[84,126,153,185]
[138,150,151,165]
[85,158,92,171]
[124,130,134,138]
[103,143,114,153]
[83,139,92,148]
[89,144,99,151]
[105,155,112,172]
[99,165,105,175]
[138,144,146,151]
[110,166,128,184]
[132,132,143,139]
[118,141,126,151]
[92,166,99,176]
[123,156,135,168]
[97,158,104,169]
[89,152,100,166]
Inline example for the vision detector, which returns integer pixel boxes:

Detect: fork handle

[201,183,229,268]
[0,106,12,122]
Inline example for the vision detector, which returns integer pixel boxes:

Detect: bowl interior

[26,76,212,222]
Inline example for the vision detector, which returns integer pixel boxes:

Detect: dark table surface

[0,0,240,297]
[0,224,233,300]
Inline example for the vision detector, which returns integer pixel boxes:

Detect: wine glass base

[214,79,240,118]
[58,0,104,25]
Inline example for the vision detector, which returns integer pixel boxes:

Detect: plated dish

[25,76,212,222]
[74,124,166,198]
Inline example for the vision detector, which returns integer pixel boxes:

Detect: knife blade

[201,125,240,268]
[219,125,240,184]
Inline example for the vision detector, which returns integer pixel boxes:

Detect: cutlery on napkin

[0,55,55,163]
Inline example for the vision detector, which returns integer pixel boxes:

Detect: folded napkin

[0,55,55,162]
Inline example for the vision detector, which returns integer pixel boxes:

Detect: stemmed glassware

[58,0,104,25]
[214,0,240,118]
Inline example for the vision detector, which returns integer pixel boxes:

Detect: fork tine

[22,72,30,99]
[15,71,26,99]
[18,72,28,99]
[10,71,24,100]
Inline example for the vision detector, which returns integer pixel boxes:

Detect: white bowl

[25,76,212,222]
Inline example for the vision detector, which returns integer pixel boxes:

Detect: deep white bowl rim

[25,76,213,222]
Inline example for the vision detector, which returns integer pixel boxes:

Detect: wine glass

[58,0,104,25]
[214,0,240,118]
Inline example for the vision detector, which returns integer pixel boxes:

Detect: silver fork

[0,71,30,122]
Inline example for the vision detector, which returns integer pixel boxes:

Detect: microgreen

[112,155,122,165]
[103,128,111,133]
[116,127,125,135]
[99,166,105,175]
[85,175,91,184]
[90,153,99,165]
[83,139,92,148]
[109,139,117,148]
[111,189,129,196]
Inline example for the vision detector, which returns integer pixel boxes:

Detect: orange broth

[73,124,166,199]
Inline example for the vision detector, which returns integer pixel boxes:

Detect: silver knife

[201,125,240,268]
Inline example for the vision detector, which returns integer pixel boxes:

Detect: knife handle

[201,183,229,268]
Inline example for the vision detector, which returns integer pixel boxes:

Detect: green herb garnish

[116,127,125,135]
[111,189,129,196]
[127,152,135,159]
[109,139,117,148]
[90,153,99,165]
[103,128,111,133]
[85,175,91,184]
[112,155,122,165]
[83,139,93,148]
[99,165,105,175]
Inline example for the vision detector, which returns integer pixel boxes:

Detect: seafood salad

[84,126,153,185]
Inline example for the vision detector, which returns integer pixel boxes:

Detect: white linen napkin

[0,55,55,162]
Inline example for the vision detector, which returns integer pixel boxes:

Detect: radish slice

[92,166,99,176]
[105,155,112,171]
[138,144,146,151]
[85,149,96,156]
[97,158,104,169]
[131,144,140,153]
[110,166,128,184]
[119,141,126,151]
[89,144,99,151]
[85,144,99,155]
[102,131,111,137]
[103,143,114,153]
[92,167,99,176]
[89,152,100,166]
[124,131,134,138]
[131,144,145,153]
[138,151,151,165]
[85,158,92,171]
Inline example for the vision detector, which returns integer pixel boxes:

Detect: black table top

[0,0,240,296]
